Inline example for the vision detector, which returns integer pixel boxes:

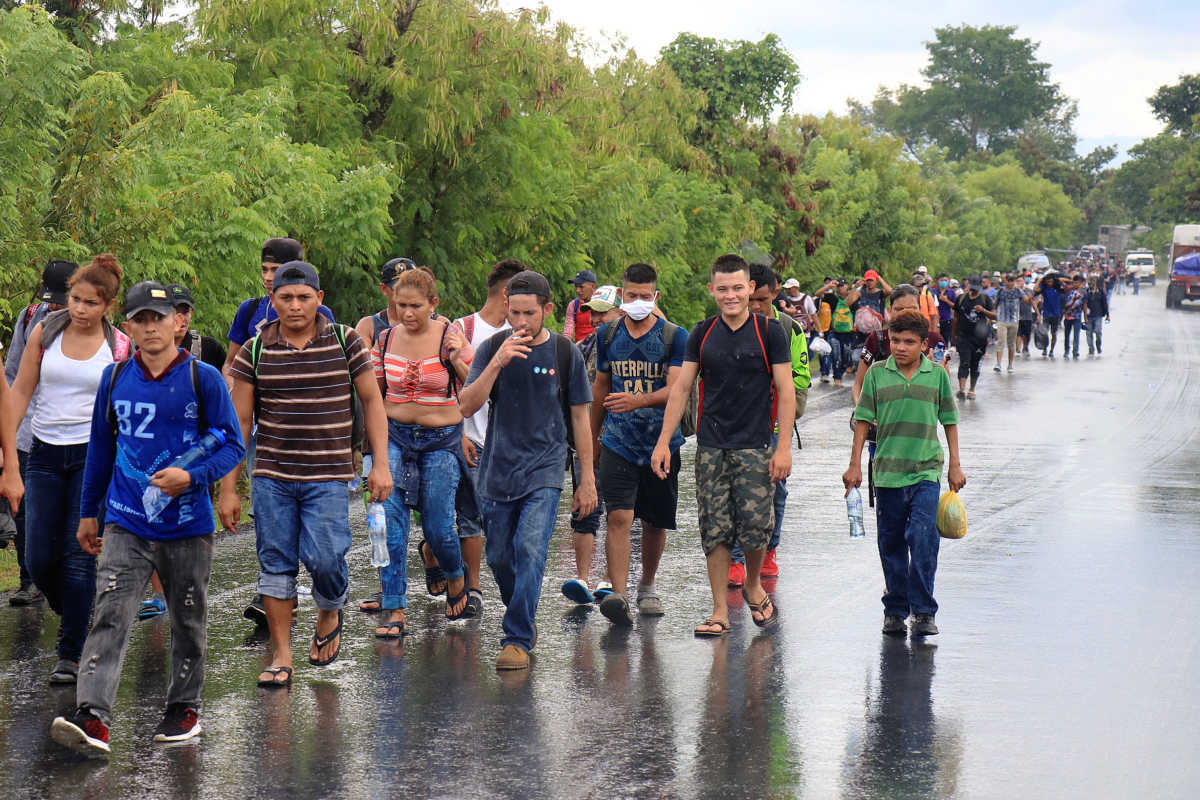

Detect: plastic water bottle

[932,342,946,364]
[142,429,227,522]
[367,502,389,567]
[846,486,866,538]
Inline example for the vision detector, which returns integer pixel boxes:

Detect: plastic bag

[1033,321,1049,351]
[809,336,832,356]
[936,490,967,539]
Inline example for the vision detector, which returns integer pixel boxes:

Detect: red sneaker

[760,549,780,577]
[727,562,746,588]
[51,708,111,755]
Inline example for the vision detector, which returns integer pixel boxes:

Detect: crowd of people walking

[0,239,1136,757]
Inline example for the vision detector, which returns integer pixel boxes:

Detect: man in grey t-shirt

[992,273,1026,374]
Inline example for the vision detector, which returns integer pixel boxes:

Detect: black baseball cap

[967,275,983,288]
[380,257,417,285]
[272,261,321,292]
[508,270,551,299]
[124,281,176,319]
[568,269,597,286]
[40,260,78,305]
[165,283,195,309]
[261,237,304,265]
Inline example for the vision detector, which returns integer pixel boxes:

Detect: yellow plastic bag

[936,491,967,539]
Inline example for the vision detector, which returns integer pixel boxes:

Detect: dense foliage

[1,3,1097,342]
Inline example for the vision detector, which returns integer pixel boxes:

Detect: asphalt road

[1,284,1197,799]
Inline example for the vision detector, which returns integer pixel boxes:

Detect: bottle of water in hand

[846,486,866,538]
[367,502,389,567]
[142,429,227,522]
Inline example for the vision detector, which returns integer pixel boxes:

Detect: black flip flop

[257,665,293,688]
[694,618,731,637]
[374,619,407,639]
[308,610,343,666]
[742,589,779,629]
[446,565,471,621]
[420,539,446,597]
[358,591,382,613]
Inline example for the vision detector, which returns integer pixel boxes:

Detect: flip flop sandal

[742,589,779,629]
[420,539,446,597]
[694,618,731,638]
[445,566,471,621]
[257,665,293,688]
[308,610,344,667]
[374,619,407,639]
[358,591,382,613]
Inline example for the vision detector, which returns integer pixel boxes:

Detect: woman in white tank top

[9,254,128,684]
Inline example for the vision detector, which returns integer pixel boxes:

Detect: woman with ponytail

[10,254,130,684]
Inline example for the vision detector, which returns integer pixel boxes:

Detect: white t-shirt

[458,311,510,445]
[32,334,114,446]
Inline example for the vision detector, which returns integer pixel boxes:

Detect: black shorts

[1017,320,1033,339]
[598,447,681,531]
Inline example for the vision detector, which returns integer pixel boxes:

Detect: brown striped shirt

[231,316,371,482]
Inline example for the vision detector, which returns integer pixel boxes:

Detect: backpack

[185,329,202,358]
[250,322,365,453]
[600,317,691,435]
[376,320,460,402]
[107,357,206,443]
[693,314,774,435]
[792,294,817,333]
[485,330,577,449]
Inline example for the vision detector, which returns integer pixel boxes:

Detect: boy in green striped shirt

[843,309,966,637]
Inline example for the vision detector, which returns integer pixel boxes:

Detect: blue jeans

[731,434,787,564]
[1132,277,1139,295]
[1086,317,1103,354]
[455,439,484,539]
[830,331,855,378]
[252,477,351,610]
[381,432,462,610]
[13,449,31,585]
[24,438,95,662]
[480,488,560,652]
[1063,318,1081,356]
[875,480,940,617]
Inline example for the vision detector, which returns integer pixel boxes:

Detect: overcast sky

[500,0,1197,162]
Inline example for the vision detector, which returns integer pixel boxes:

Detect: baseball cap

[124,281,177,319]
[165,283,196,309]
[911,272,928,286]
[863,269,881,281]
[261,237,304,265]
[914,265,928,275]
[380,257,417,285]
[967,275,983,289]
[582,285,619,312]
[40,260,78,305]
[272,261,321,292]
[782,278,800,289]
[569,269,597,286]
[508,270,551,299]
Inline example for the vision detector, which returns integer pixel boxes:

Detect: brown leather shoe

[495,644,530,671]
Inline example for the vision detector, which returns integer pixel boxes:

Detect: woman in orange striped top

[371,267,474,637]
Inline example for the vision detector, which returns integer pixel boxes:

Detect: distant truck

[1017,252,1050,273]
[1079,244,1107,260]
[1166,224,1200,309]
[1125,250,1156,285]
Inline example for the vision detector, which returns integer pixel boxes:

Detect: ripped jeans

[76,525,212,725]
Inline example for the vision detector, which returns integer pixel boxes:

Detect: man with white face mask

[588,263,688,626]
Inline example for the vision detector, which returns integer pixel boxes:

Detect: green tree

[1149,74,1200,135]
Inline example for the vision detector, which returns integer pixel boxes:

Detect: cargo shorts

[695,445,774,556]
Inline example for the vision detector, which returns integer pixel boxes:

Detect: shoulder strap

[485,328,514,407]
[439,321,459,399]
[106,359,133,441]
[249,335,264,373]
[554,333,574,448]
[752,314,771,372]
[658,320,678,366]
[190,358,207,434]
[22,303,39,329]
[39,308,71,352]
[462,314,475,343]
[188,329,201,357]
[695,316,720,373]
[602,318,620,350]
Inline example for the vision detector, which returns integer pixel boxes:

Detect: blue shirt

[595,317,687,466]
[81,352,246,541]
[227,295,335,346]
[1040,286,1063,318]
[466,333,591,502]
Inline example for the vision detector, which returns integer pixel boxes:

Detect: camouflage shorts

[695,445,774,555]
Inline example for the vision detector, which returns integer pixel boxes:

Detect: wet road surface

[2,286,1198,798]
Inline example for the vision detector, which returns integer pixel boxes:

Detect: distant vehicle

[1166,225,1200,308]
[1079,244,1107,260]
[1125,250,1156,285]
[1017,252,1050,273]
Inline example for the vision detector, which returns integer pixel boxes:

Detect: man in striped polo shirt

[219,261,392,687]
[843,309,965,638]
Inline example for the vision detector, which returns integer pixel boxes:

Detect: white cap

[914,265,928,274]
[782,278,800,289]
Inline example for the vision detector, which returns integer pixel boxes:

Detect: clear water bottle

[846,486,866,538]
[142,429,227,522]
[367,501,389,567]
[932,342,946,364]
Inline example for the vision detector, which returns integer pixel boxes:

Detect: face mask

[620,299,656,321]
[938,281,947,288]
